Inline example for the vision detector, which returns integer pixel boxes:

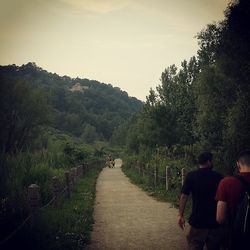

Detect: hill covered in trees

[0,62,143,209]
[0,62,143,154]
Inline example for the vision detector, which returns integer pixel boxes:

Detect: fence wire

[0,214,32,247]
[0,170,84,246]
[158,175,166,179]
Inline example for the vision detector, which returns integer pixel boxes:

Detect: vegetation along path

[88,159,187,250]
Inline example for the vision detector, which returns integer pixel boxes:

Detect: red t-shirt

[216,172,250,219]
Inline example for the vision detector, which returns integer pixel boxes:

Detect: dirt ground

[88,159,188,250]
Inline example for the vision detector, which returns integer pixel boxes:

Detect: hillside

[0,62,143,228]
[0,62,143,142]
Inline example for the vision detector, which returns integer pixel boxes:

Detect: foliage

[0,63,143,141]
[0,78,49,155]
[3,164,103,250]
[122,155,191,216]
[81,124,98,144]
[114,0,250,175]
[0,60,140,213]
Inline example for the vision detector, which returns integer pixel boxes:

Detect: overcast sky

[0,0,230,100]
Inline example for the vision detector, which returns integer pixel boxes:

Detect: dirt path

[88,159,188,250]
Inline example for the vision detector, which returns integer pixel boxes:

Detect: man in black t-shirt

[178,152,223,250]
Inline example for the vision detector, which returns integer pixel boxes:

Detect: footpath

[88,159,187,250]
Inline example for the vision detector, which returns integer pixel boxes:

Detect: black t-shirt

[181,168,223,229]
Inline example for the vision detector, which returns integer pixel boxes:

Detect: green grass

[122,165,191,218]
[4,164,103,250]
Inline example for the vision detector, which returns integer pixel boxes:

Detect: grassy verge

[3,164,103,250]
[122,164,191,218]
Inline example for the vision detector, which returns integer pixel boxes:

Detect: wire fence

[131,161,187,191]
[0,161,102,247]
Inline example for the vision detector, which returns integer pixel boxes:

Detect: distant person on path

[111,158,115,168]
[107,155,112,168]
[106,156,111,168]
[216,150,250,250]
[178,152,223,250]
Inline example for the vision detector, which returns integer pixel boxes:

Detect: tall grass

[3,163,103,250]
[122,155,192,216]
[0,130,106,245]
[2,149,68,204]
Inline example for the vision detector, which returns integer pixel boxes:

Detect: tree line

[113,0,250,173]
[0,62,142,155]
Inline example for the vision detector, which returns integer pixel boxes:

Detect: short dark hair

[237,150,250,166]
[198,152,213,165]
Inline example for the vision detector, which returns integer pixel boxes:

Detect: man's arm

[216,200,227,224]
[178,193,188,230]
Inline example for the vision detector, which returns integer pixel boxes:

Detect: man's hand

[178,193,188,230]
[216,200,227,224]
[178,215,185,230]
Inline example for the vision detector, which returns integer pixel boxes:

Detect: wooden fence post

[52,176,60,207]
[154,164,158,186]
[138,161,141,175]
[65,171,71,198]
[181,168,186,186]
[166,166,171,191]
[27,184,40,227]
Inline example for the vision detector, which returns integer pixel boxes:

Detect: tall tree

[0,78,49,154]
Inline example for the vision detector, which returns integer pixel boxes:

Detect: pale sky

[0,0,230,100]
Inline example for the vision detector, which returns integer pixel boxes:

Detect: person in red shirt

[216,150,250,249]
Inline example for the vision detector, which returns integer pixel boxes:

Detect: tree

[193,65,232,151]
[81,124,98,144]
[0,79,49,154]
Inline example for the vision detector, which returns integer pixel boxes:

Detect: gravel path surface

[88,159,188,250]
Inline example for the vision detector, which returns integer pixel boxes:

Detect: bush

[25,164,65,203]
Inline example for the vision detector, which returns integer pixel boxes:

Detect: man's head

[236,150,250,172]
[198,152,213,168]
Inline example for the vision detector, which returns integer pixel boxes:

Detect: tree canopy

[0,62,143,150]
[113,0,250,173]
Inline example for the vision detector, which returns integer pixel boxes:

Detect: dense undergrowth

[2,163,103,250]
[0,128,120,248]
